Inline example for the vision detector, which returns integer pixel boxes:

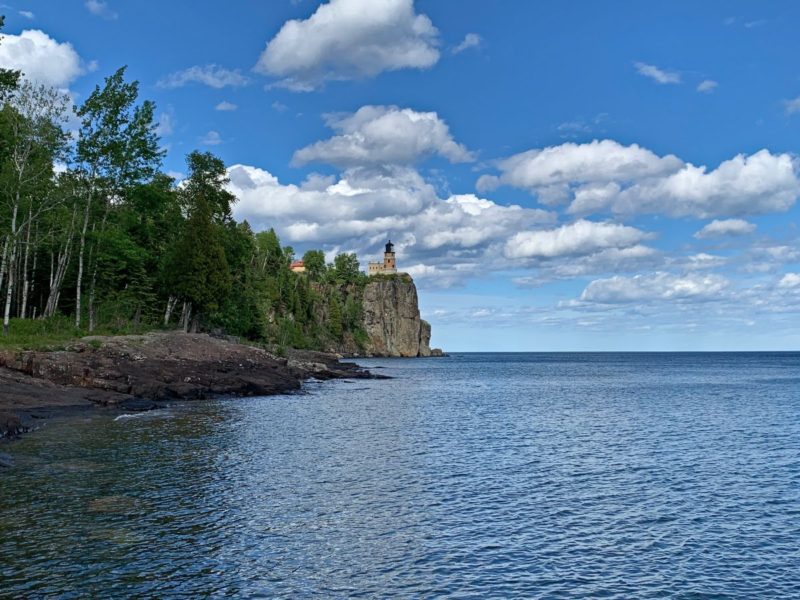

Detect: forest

[0,20,369,352]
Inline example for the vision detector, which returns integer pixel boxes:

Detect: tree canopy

[0,66,371,351]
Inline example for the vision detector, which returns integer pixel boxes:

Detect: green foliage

[0,316,81,350]
[0,17,20,101]
[76,66,163,189]
[0,64,371,352]
[302,249,325,278]
[332,252,361,283]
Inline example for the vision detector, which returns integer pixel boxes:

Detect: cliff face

[362,275,432,357]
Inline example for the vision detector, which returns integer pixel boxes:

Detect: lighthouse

[368,240,398,276]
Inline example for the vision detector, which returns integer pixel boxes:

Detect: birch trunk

[164,295,178,326]
[0,235,8,297]
[25,243,37,320]
[75,191,92,328]
[19,211,32,319]
[44,203,78,318]
[2,203,20,336]
[2,241,17,336]
[181,302,192,333]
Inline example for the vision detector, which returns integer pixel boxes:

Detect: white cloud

[155,111,174,136]
[694,218,756,239]
[293,105,473,167]
[215,101,238,112]
[254,0,440,91]
[200,130,222,145]
[452,33,482,54]
[634,62,681,84]
[158,65,249,89]
[480,140,800,218]
[478,139,682,198]
[19,11,35,20]
[85,0,117,20]
[580,272,729,304]
[0,29,86,88]
[784,96,800,115]
[682,253,727,270]
[778,273,800,289]
[504,220,651,259]
[697,79,718,93]
[227,164,554,286]
[513,244,661,287]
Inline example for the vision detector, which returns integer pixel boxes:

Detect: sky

[1,0,800,351]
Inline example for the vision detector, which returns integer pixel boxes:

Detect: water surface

[2,353,799,597]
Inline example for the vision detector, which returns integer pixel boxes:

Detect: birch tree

[0,81,69,336]
[73,66,163,329]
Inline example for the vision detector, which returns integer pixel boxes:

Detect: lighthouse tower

[383,240,396,272]
[368,240,398,275]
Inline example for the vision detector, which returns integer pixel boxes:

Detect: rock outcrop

[0,332,380,441]
[362,274,433,357]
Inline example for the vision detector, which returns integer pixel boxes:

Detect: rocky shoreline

[0,331,383,443]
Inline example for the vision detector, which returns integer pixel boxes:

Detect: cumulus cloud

[513,245,661,287]
[85,0,117,20]
[452,33,482,54]
[480,140,800,218]
[778,273,800,289]
[697,79,718,93]
[293,105,473,167]
[478,139,681,199]
[504,220,651,259]
[227,163,554,286]
[580,272,729,304]
[254,0,440,90]
[158,65,249,89]
[215,101,238,111]
[694,218,756,238]
[634,62,681,84]
[0,29,86,88]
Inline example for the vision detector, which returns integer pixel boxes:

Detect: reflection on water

[2,353,800,597]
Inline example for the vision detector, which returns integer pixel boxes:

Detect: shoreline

[0,331,384,445]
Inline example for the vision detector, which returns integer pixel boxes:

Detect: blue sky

[2,0,800,350]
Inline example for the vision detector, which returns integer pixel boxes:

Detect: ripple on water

[1,352,800,598]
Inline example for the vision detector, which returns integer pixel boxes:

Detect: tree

[328,295,343,340]
[333,252,361,283]
[164,151,233,331]
[302,249,326,279]
[74,66,163,330]
[0,17,20,101]
[0,81,70,335]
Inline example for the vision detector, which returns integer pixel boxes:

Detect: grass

[0,317,160,351]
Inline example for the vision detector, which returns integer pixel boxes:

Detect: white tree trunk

[181,302,192,333]
[45,203,78,318]
[75,192,92,328]
[2,203,20,336]
[0,235,9,295]
[19,213,32,319]
[164,295,178,326]
[2,241,17,337]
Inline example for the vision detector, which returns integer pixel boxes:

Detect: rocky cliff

[361,274,434,357]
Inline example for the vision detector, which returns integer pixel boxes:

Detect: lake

[2,353,799,598]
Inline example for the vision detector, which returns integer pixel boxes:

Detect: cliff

[361,274,434,357]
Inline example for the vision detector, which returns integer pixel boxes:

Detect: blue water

[1,353,800,598]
